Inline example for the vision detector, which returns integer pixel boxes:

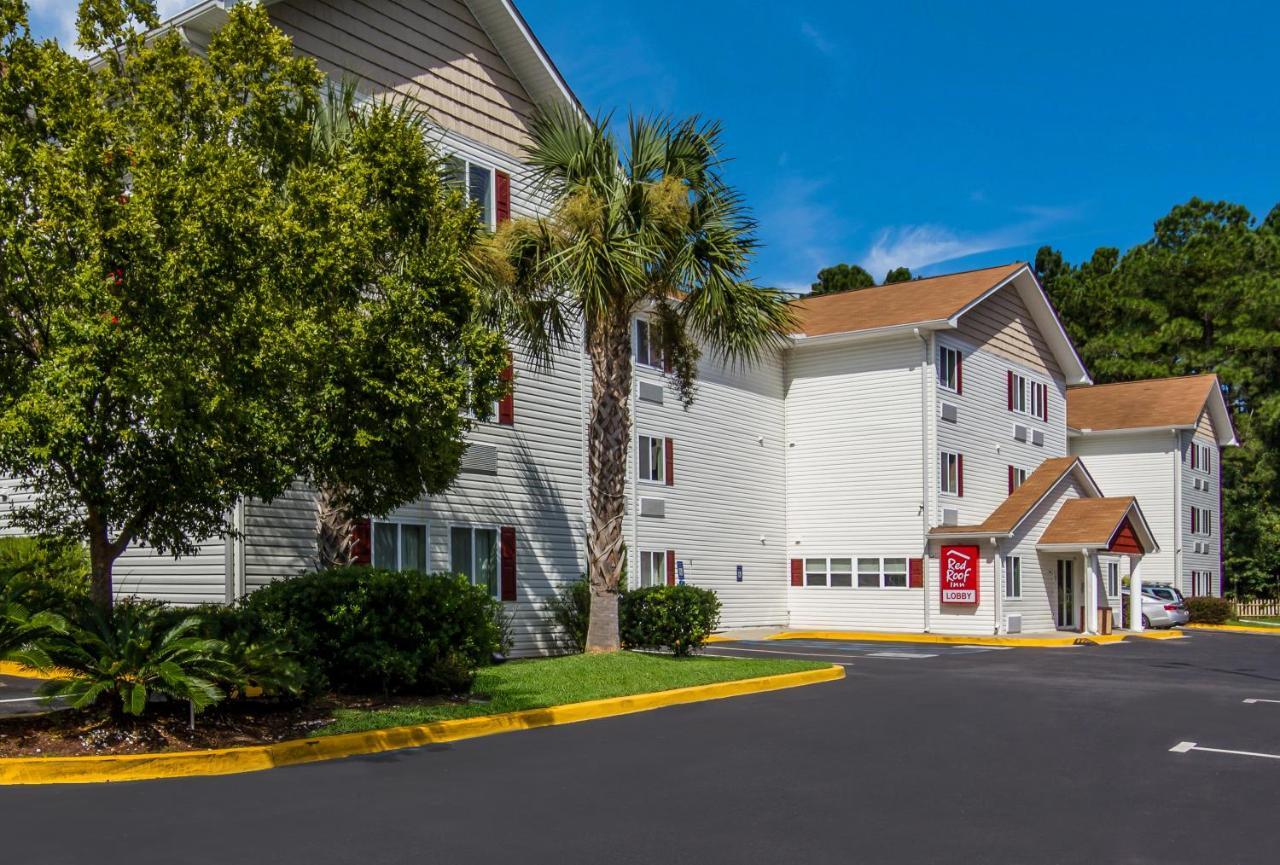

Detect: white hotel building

[0,0,1237,654]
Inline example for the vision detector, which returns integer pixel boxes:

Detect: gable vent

[460,444,499,475]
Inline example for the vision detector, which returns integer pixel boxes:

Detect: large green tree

[477,107,795,652]
[810,263,875,295]
[0,1,505,608]
[1036,198,1280,597]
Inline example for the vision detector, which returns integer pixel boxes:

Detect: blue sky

[28,1,1280,292]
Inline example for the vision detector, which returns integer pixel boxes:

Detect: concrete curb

[765,630,1129,648]
[0,664,844,786]
[1185,623,1280,636]
[1127,629,1186,640]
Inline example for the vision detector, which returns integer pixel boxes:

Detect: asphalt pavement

[2,631,1278,865]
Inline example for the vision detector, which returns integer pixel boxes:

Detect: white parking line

[1243,699,1280,705]
[866,651,939,659]
[0,695,43,704]
[701,646,858,662]
[1170,741,1280,761]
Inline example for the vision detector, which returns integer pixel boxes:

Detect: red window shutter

[351,518,371,566]
[1008,465,1015,495]
[1189,506,1196,535]
[498,352,514,425]
[908,558,924,588]
[664,438,674,487]
[495,170,511,225]
[790,558,803,587]
[1190,445,1197,470]
[666,549,676,586]
[1041,384,1049,422]
[500,526,517,601]
[955,352,963,395]
[957,454,964,497]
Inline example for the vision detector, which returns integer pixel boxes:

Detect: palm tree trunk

[315,484,357,569]
[585,317,634,653]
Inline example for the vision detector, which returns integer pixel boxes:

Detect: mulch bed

[0,694,449,758]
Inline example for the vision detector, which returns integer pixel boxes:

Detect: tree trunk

[315,484,357,569]
[86,508,116,611]
[585,317,634,653]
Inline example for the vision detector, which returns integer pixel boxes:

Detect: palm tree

[477,107,795,652]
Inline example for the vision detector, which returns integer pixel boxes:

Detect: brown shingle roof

[929,456,1083,537]
[1067,374,1219,432]
[1039,497,1138,546]
[790,262,1027,337]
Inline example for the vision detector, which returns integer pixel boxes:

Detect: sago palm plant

[475,107,795,652]
[39,599,239,718]
[0,600,65,673]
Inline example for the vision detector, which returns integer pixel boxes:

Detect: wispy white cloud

[755,174,849,289]
[860,206,1083,277]
[799,21,836,57]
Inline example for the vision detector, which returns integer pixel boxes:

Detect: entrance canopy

[1036,496,1159,555]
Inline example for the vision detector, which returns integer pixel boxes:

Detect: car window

[1145,588,1176,601]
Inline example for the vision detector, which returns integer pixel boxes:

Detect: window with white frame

[634,317,662,369]
[1003,555,1021,598]
[372,520,429,572]
[449,525,499,597]
[856,557,908,588]
[446,156,495,228]
[1190,441,1212,473]
[1190,506,1212,537]
[1011,372,1047,419]
[940,451,962,496]
[802,557,853,588]
[1107,561,1120,598]
[805,557,828,587]
[637,434,666,483]
[1010,466,1028,492]
[639,550,666,588]
[937,346,961,392]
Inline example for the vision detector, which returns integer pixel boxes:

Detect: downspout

[1172,429,1182,592]
[991,536,1002,635]
[916,328,932,633]
[228,497,246,603]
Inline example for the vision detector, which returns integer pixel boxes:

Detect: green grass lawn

[318,651,828,736]
[1227,616,1280,628]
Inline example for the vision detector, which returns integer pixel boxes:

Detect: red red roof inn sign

[941,545,980,605]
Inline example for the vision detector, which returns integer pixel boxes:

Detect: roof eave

[790,319,951,346]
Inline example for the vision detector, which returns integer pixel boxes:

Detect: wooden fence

[1232,599,1280,618]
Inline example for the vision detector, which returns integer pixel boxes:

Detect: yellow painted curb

[0,662,72,681]
[704,635,735,644]
[0,664,843,786]
[766,630,1128,648]
[1186,623,1280,636]
[1127,629,1186,640]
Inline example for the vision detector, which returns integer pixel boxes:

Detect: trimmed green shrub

[243,567,504,696]
[546,575,591,653]
[183,604,308,700]
[1186,595,1232,625]
[620,584,721,656]
[0,537,89,611]
[40,598,239,718]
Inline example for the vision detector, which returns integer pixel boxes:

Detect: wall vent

[1031,429,1045,447]
[639,497,666,518]
[942,508,959,526]
[459,444,499,475]
[1012,424,1028,442]
[1006,613,1023,634]
[940,402,958,423]
[638,381,664,404]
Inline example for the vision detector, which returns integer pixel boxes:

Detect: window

[639,550,667,588]
[805,556,907,588]
[829,557,853,588]
[634,317,663,369]
[805,558,828,587]
[1003,555,1021,598]
[371,520,428,572]
[1010,372,1047,419]
[1107,561,1120,598]
[1192,571,1214,596]
[450,526,499,597]
[1190,506,1212,537]
[882,558,908,588]
[937,346,961,393]
[637,434,666,484]
[1190,442,1212,473]
[940,451,963,496]
[446,156,495,228]
[1009,466,1028,494]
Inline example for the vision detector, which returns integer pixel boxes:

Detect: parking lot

[2,631,1278,864]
